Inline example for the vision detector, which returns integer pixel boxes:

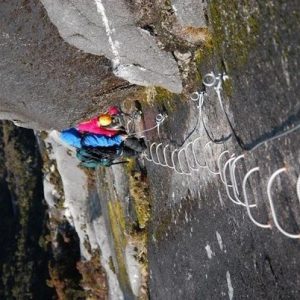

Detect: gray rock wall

[0,0,138,130]
[146,1,300,299]
[40,0,183,93]
[171,0,207,28]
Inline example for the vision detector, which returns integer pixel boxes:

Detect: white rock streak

[93,217,124,300]
[125,244,142,297]
[216,231,223,251]
[226,271,234,300]
[94,0,120,66]
[218,188,224,207]
[205,244,213,259]
[47,131,91,260]
[47,131,124,299]
[280,54,290,88]
[171,4,178,15]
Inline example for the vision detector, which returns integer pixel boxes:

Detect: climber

[59,104,147,167]
[60,127,146,165]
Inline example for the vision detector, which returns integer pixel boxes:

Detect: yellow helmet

[98,114,112,126]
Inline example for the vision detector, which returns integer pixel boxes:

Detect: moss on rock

[209,0,261,71]
[107,200,130,292]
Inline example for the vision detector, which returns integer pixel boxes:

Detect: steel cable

[128,71,300,239]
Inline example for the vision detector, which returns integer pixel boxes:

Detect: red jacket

[77,106,121,137]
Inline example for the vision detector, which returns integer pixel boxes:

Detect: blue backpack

[60,128,126,168]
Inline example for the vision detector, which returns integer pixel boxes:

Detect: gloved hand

[123,137,147,153]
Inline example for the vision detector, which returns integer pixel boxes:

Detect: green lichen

[108,256,116,274]
[107,160,150,297]
[154,87,176,112]
[129,174,151,229]
[209,0,261,71]
[122,87,150,109]
[152,213,173,242]
[193,43,214,84]
[108,201,126,234]
[164,0,171,7]
[194,35,214,65]
[124,157,136,174]
[125,159,151,229]
[223,77,233,98]
[107,200,130,291]
[155,87,173,102]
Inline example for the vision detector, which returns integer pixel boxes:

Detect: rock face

[171,0,207,28]
[40,0,183,93]
[0,0,138,130]
[146,1,300,299]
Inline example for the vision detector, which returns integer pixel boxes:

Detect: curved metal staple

[218,150,232,186]
[145,142,154,162]
[145,140,153,160]
[170,149,180,174]
[297,175,300,203]
[185,141,199,171]
[230,155,244,196]
[178,148,191,175]
[163,144,174,169]
[171,149,186,175]
[144,155,153,162]
[144,140,153,161]
[267,168,300,239]
[229,155,256,208]
[226,157,241,204]
[242,167,271,229]
[149,142,161,165]
[145,142,176,169]
[191,136,207,168]
[222,156,243,205]
[156,143,167,166]
[204,141,220,175]
[146,142,192,175]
